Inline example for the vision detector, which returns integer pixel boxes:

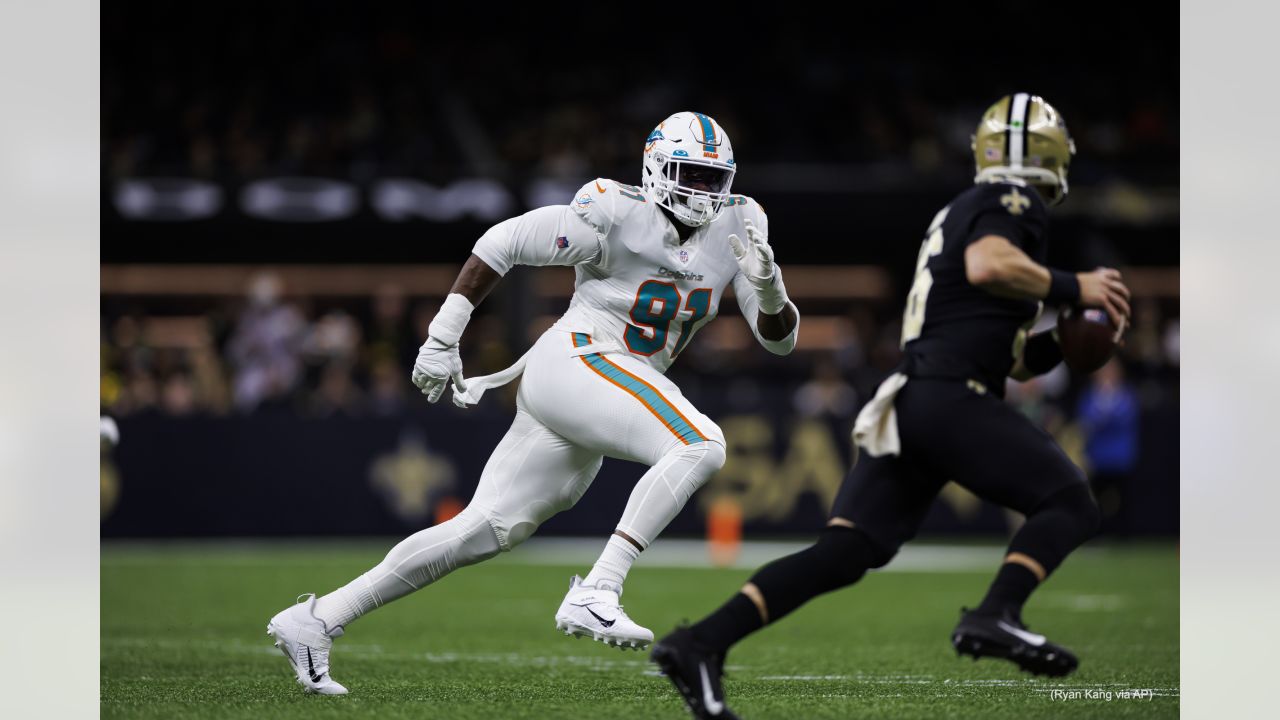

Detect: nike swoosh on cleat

[997,620,1047,647]
[595,181,606,193]
[305,647,324,683]
[586,607,616,628]
[699,662,724,715]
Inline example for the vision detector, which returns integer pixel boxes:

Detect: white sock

[313,574,379,631]
[583,533,642,589]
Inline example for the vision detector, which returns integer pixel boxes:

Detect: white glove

[412,337,468,403]
[728,219,789,314]
[412,293,475,403]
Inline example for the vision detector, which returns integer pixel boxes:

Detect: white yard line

[102,538,1016,573]
[100,636,1178,696]
[1036,593,1128,612]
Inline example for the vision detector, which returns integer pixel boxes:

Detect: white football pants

[313,329,725,629]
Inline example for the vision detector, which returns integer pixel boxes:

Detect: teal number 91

[624,280,711,357]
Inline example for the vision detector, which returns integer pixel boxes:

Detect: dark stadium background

[100,3,1178,542]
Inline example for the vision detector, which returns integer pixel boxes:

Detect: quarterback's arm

[1009,330,1063,381]
[734,271,800,355]
[964,235,1131,329]
[964,234,1058,300]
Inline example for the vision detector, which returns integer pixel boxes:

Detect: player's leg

[268,408,602,693]
[653,432,944,719]
[580,395,726,591]
[521,332,727,647]
[559,431,724,649]
[313,409,602,626]
[904,380,1100,676]
[685,450,937,648]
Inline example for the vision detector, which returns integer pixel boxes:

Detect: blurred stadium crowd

[101,270,1178,503]
[103,6,1176,191]
[102,277,1180,415]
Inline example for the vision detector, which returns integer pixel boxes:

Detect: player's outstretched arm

[730,219,799,353]
[411,205,603,403]
[964,234,1130,329]
[409,257,494,404]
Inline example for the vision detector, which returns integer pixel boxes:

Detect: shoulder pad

[570,177,649,235]
[569,178,616,235]
[974,181,1046,219]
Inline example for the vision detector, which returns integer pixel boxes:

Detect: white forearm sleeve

[735,269,799,356]
[427,293,474,346]
[471,205,602,276]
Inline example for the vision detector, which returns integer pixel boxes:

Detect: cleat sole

[952,631,1078,677]
[554,618,651,651]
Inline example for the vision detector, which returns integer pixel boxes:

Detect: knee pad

[810,528,869,588]
[694,438,727,476]
[1034,482,1101,544]
[375,506,502,590]
[745,526,887,622]
[700,419,727,451]
[451,506,503,565]
[655,438,726,500]
[480,499,556,551]
[813,525,896,581]
[1009,483,1101,575]
[668,438,726,502]
[482,477,591,551]
[616,439,726,547]
[752,525,887,597]
[479,458,603,551]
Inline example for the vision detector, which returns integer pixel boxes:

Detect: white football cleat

[266,593,349,695]
[554,575,654,650]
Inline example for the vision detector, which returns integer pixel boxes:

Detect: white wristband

[427,293,475,347]
[756,266,790,316]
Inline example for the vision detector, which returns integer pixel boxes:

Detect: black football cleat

[951,607,1079,677]
[651,626,740,720]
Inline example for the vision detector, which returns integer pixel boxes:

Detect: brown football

[1056,307,1118,373]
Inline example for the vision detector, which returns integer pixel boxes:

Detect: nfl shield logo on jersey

[678,249,689,263]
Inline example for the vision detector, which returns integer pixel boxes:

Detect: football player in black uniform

[651,94,1132,719]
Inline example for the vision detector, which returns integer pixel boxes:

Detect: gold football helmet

[972,93,1076,205]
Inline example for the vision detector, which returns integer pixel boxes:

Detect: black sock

[976,561,1039,618]
[690,593,763,654]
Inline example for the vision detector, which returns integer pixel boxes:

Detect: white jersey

[471,177,793,379]
[527,178,777,374]
[553,177,767,373]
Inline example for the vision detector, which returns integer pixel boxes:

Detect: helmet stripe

[693,112,717,153]
[1009,93,1030,168]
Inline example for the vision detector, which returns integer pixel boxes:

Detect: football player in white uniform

[267,111,799,694]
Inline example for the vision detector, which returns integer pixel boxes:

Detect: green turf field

[101,540,1178,719]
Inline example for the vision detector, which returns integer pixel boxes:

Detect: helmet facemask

[651,159,735,227]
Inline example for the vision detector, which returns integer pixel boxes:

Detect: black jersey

[899,181,1049,393]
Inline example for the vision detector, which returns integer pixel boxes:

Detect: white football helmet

[641,111,736,227]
